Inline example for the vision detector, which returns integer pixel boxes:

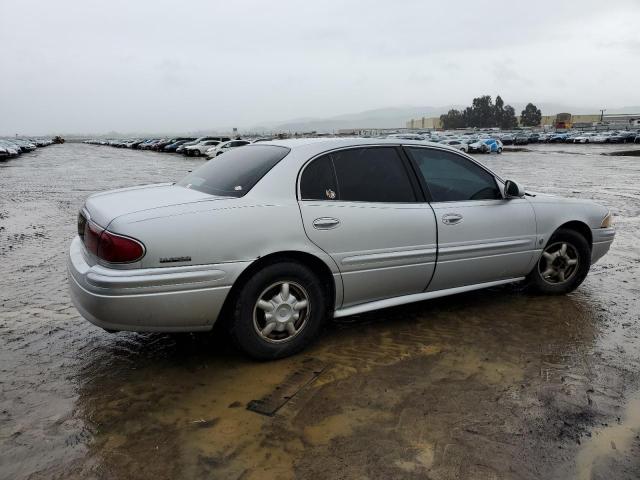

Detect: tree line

[439,95,542,129]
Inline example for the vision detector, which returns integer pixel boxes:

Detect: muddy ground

[1,142,639,480]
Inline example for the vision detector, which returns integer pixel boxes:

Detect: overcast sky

[1,0,639,135]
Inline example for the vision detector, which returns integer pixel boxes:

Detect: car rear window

[177,145,290,197]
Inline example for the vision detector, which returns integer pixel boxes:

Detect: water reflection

[66,287,606,479]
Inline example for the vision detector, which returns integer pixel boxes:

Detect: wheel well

[556,221,592,248]
[218,251,337,325]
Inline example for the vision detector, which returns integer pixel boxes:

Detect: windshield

[177,144,290,197]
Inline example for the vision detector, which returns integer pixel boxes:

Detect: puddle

[575,394,640,480]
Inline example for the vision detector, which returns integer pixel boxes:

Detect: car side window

[406,147,501,202]
[300,154,338,200]
[331,147,416,202]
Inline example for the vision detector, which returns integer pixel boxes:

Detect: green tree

[437,94,519,130]
[466,95,495,128]
[440,109,465,129]
[501,105,518,129]
[520,103,542,127]
[494,95,505,127]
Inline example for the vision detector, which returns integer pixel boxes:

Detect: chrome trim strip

[439,238,532,255]
[592,228,615,241]
[72,269,231,299]
[340,261,436,275]
[86,268,226,289]
[333,277,524,318]
[437,249,539,264]
[341,247,437,266]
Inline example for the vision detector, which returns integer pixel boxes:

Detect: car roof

[260,137,450,155]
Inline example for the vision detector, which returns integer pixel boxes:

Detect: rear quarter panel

[106,197,338,271]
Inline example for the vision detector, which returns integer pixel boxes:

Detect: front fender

[527,195,610,255]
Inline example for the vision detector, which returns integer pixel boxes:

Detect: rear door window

[331,147,416,202]
[300,154,338,200]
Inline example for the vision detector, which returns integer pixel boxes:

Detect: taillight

[77,211,87,240]
[97,230,145,263]
[81,220,145,263]
[84,221,102,256]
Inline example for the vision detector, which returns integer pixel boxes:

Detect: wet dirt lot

[1,142,639,480]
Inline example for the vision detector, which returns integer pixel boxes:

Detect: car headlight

[601,211,614,228]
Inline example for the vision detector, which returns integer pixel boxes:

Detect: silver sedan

[68,138,615,359]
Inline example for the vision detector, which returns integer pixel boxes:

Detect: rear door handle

[442,213,463,225]
[313,217,340,230]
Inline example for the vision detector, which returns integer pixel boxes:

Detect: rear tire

[229,262,328,360]
[526,228,591,295]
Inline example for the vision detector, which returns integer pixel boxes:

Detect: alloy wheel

[538,241,579,284]
[253,281,310,343]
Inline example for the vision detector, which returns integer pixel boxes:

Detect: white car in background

[184,140,220,157]
[573,133,596,144]
[440,139,469,152]
[0,140,21,158]
[0,143,14,160]
[592,133,612,143]
[205,140,251,158]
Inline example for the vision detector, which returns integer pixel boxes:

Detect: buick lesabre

[68,139,615,359]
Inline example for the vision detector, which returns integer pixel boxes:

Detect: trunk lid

[84,183,223,228]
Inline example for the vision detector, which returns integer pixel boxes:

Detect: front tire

[526,228,591,294]
[497,147,503,154]
[229,262,328,359]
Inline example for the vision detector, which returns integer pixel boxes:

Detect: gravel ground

[1,142,639,480]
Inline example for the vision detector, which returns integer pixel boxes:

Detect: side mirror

[504,180,525,198]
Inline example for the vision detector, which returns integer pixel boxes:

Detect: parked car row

[387,133,504,154]
[407,128,640,146]
[563,131,640,144]
[485,130,639,145]
[0,137,56,161]
[83,127,640,163]
[84,136,261,159]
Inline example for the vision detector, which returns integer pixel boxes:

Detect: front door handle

[442,213,463,225]
[313,217,340,230]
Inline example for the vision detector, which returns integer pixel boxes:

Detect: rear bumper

[67,236,249,332]
[591,227,615,264]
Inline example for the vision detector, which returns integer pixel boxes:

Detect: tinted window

[331,147,416,202]
[300,154,338,200]
[406,147,500,202]
[177,145,289,197]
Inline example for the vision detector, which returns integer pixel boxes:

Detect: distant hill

[250,104,640,133]
[254,106,460,133]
